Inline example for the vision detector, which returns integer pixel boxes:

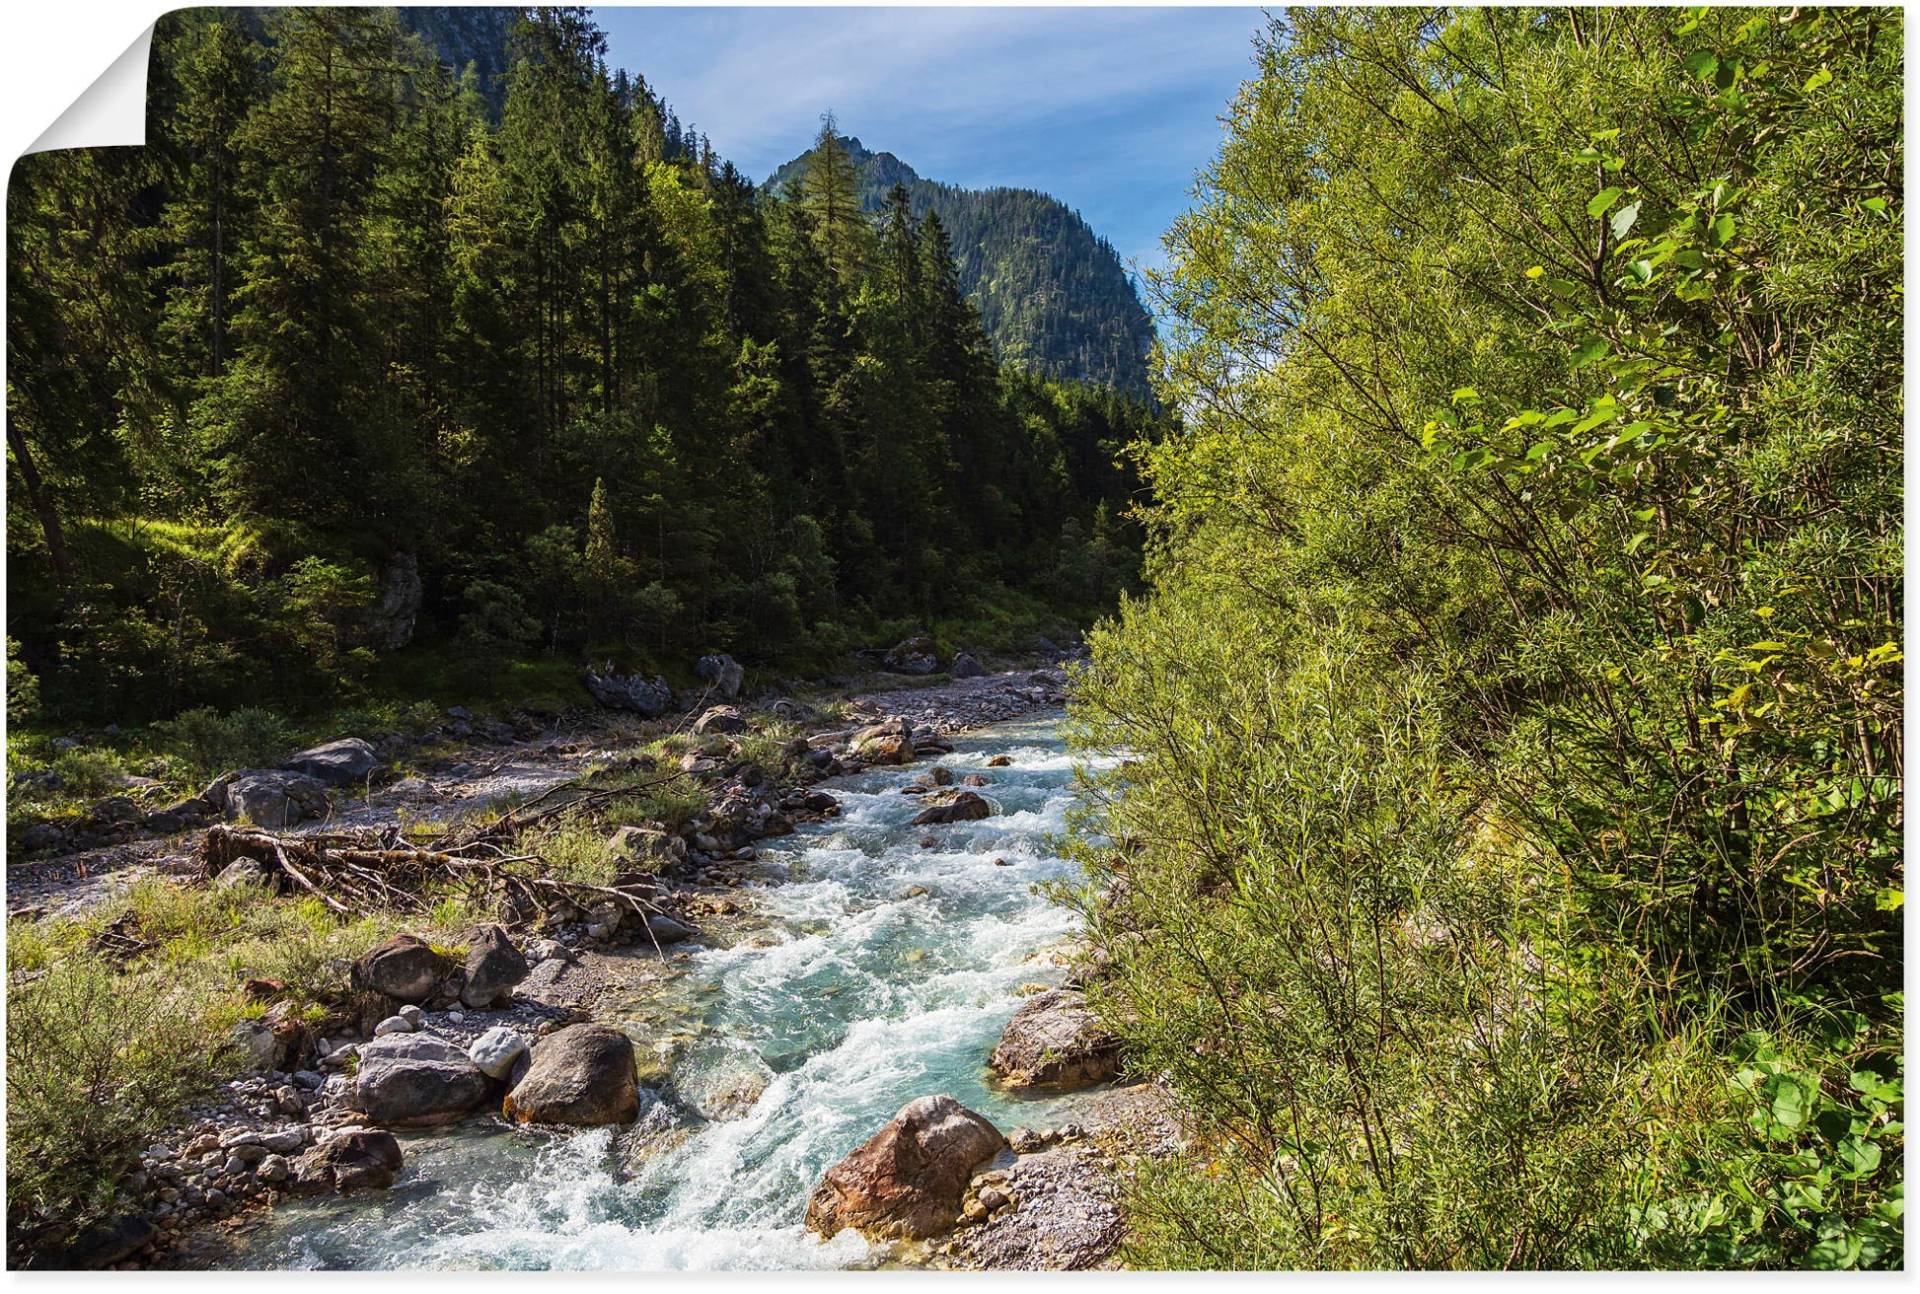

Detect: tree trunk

[6,423,73,588]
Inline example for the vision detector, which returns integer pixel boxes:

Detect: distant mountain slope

[767,137,1155,396]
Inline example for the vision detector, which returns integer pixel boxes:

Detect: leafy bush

[150,705,298,779]
[6,959,222,1257]
[46,748,130,799]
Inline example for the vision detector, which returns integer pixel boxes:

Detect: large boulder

[62,1213,156,1268]
[584,667,672,716]
[220,769,328,829]
[605,825,689,873]
[352,1034,490,1126]
[695,653,745,698]
[805,1095,1007,1241]
[883,636,941,676]
[351,934,452,1004]
[459,924,529,1009]
[502,1024,639,1127]
[290,1129,404,1194]
[693,705,749,736]
[988,989,1123,1091]
[910,791,992,826]
[850,717,915,766]
[282,737,380,787]
[949,650,987,679]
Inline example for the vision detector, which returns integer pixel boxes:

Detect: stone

[352,1034,489,1127]
[369,552,422,651]
[961,773,992,788]
[221,769,328,829]
[373,1014,415,1037]
[459,923,529,1008]
[804,1094,1008,1241]
[350,934,452,1004]
[214,858,275,891]
[502,1024,639,1127]
[695,653,745,698]
[950,651,987,679]
[910,791,993,827]
[468,1026,531,1080]
[693,705,750,735]
[850,717,915,765]
[988,989,1123,1091]
[605,825,689,873]
[583,667,672,716]
[17,821,66,852]
[291,1129,403,1194]
[986,755,1014,768]
[644,915,696,945]
[230,1020,286,1071]
[883,636,942,676]
[398,1004,424,1027]
[255,1154,291,1185]
[281,738,380,788]
[65,1214,155,1268]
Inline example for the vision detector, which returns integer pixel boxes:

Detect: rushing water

[225,712,1108,1270]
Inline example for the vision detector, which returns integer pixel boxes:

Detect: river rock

[910,791,992,826]
[281,737,379,787]
[503,1024,639,1126]
[352,1034,489,1126]
[988,989,1122,1091]
[606,825,689,873]
[62,1213,155,1269]
[851,717,915,765]
[696,653,745,698]
[584,667,672,716]
[350,934,452,1004]
[372,1014,415,1037]
[468,1026,531,1080]
[693,705,750,735]
[805,1094,1008,1241]
[459,923,529,1008]
[291,1129,403,1194]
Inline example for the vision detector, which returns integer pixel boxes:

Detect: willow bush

[1066,6,1901,1269]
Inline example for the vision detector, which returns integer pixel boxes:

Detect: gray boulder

[459,923,529,1009]
[988,989,1123,1091]
[291,1129,404,1194]
[502,1024,639,1127]
[950,651,987,679]
[282,738,379,788]
[221,769,328,829]
[352,1034,489,1126]
[584,667,672,716]
[696,653,745,698]
[883,636,941,675]
[350,934,452,1004]
[605,825,689,873]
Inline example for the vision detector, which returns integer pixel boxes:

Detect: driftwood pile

[195,772,689,934]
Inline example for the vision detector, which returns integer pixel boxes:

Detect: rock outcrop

[883,636,941,675]
[988,989,1122,1091]
[583,667,672,716]
[502,1024,639,1127]
[804,1094,1007,1241]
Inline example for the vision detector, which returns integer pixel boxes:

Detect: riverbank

[10,653,1180,1271]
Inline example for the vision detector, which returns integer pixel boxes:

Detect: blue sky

[594,7,1267,280]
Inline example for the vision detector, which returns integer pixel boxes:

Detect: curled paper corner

[25,22,155,156]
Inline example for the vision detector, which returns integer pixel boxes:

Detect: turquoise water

[224,712,1104,1270]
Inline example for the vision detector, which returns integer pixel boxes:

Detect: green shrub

[150,706,298,778]
[47,748,129,798]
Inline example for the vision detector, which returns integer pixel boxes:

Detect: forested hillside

[6,6,1161,723]
[766,134,1156,395]
[1068,7,1903,1270]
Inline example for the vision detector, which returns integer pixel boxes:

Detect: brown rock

[804,1094,1007,1241]
[988,989,1122,1091]
[910,791,992,827]
[502,1024,639,1126]
[290,1129,403,1195]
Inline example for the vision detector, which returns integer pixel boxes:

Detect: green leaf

[1683,50,1720,80]
[1711,213,1736,246]
[1609,200,1641,239]
[1588,187,1623,218]
[1571,337,1611,366]
[1802,67,1833,93]
[1768,1074,1810,1129]
[1838,1136,1882,1176]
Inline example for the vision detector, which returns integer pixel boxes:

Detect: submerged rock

[503,1024,639,1127]
[910,791,992,826]
[805,1094,1007,1241]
